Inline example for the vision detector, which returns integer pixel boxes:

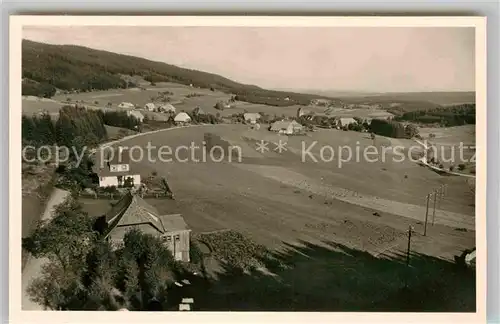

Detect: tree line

[22,106,108,149]
[100,110,142,131]
[394,104,475,126]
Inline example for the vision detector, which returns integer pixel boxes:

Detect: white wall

[99,174,141,188]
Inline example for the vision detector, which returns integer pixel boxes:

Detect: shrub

[458,164,466,171]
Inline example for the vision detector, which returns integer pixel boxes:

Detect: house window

[166,235,172,242]
[100,177,104,182]
[174,234,180,241]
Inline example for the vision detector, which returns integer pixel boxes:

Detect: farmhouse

[96,192,191,262]
[95,148,141,188]
[127,110,144,123]
[174,112,192,126]
[118,102,135,109]
[243,112,261,124]
[270,120,304,135]
[144,103,156,111]
[158,103,176,114]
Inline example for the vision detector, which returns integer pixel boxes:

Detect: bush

[458,164,466,171]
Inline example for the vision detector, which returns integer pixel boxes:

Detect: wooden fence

[79,191,174,200]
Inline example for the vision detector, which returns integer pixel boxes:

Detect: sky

[23,26,475,93]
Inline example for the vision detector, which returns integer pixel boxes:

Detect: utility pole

[406,225,413,266]
[431,189,438,226]
[424,193,430,236]
[404,225,413,290]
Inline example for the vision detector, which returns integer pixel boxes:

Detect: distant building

[368,112,395,121]
[118,102,135,109]
[174,112,192,126]
[96,192,191,262]
[95,147,141,188]
[158,103,176,114]
[243,112,261,124]
[144,103,156,111]
[270,120,304,135]
[338,117,357,128]
[297,107,311,118]
[192,106,206,116]
[127,110,144,123]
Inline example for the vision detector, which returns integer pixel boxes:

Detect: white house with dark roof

[95,148,141,188]
[97,192,191,261]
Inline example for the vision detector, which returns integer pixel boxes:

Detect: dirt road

[22,188,70,310]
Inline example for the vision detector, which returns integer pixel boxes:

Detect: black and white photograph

[9,16,487,321]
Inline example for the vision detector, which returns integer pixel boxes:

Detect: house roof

[93,148,140,177]
[174,112,192,122]
[119,102,134,107]
[104,192,189,238]
[243,113,261,120]
[270,120,303,131]
[339,117,357,125]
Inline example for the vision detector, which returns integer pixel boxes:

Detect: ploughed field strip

[234,164,475,231]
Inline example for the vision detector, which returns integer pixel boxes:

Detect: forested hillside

[22,40,337,106]
[394,104,475,126]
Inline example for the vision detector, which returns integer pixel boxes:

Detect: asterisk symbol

[273,140,287,153]
[256,140,269,153]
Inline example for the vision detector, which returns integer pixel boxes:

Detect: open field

[85,124,475,262]
[418,125,476,172]
[80,124,475,310]
[24,82,397,121]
